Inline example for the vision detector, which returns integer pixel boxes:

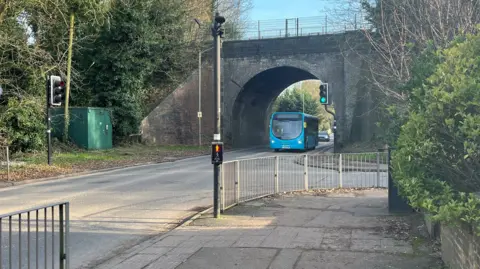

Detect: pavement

[94,189,444,269]
[0,143,333,269]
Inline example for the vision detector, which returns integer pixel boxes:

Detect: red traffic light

[211,142,224,164]
[54,80,65,87]
[49,75,65,106]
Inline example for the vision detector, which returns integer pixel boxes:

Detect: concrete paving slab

[175,247,278,269]
[191,214,276,227]
[271,209,320,226]
[268,249,303,269]
[152,235,192,247]
[93,189,444,269]
[143,247,202,269]
[202,235,241,247]
[321,227,352,239]
[351,229,384,240]
[139,246,172,255]
[261,226,299,248]
[295,250,438,269]
[114,253,160,269]
[176,235,216,248]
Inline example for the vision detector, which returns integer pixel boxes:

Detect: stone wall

[440,224,480,269]
[221,32,377,148]
[423,194,480,269]
[141,62,215,145]
[141,32,379,147]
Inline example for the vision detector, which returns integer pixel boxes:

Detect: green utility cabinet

[51,107,113,150]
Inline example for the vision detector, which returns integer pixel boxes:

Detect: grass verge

[0,142,210,182]
[339,141,386,153]
[337,141,388,163]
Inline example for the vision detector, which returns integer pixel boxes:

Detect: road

[0,143,333,269]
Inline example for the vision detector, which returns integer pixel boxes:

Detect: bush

[392,31,480,234]
[0,97,46,153]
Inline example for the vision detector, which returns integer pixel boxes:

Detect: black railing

[0,202,70,269]
[220,14,372,41]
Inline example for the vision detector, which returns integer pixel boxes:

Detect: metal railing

[0,146,10,181]
[222,15,372,41]
[220,152,388,211]
[0,202,70,269]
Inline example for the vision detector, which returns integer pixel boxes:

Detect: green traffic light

[320,97,326,103]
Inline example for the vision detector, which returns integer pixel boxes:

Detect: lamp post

[193,18,214,146]
[198,47,213,146]
[302,91,304,113]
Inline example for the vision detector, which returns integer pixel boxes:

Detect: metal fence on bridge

[222,14,372,41]
[220,152,388,211]
[0,202,70,269]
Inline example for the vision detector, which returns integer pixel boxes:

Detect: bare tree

[324,0,480,100]
[213,0,252,38]
[215,0,252,23]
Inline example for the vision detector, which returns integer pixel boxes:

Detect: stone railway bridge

[141,30,381,149]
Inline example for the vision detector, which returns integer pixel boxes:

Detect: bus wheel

[274,149,279,152]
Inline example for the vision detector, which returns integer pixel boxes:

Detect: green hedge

[392,31,480,235]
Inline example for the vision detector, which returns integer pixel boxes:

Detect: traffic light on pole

[49,75,65,106]
[211,141,223,164]
[319,83,329,104]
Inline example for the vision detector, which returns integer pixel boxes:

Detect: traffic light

[319,83,329,104]
[211,141,223,164]
[49,75,65,106]
[211,13,226,38]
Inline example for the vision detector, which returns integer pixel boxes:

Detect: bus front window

[272,114,303,140]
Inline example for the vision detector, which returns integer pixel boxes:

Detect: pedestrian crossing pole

[211,12,225,218]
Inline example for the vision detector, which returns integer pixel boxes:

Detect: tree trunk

[63,12,75,143]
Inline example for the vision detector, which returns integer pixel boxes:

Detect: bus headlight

[271,140,275,143]
[298,140,302,144]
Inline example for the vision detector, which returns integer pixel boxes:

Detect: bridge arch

[230,66,319,147]
[222,53,347,148]
[141,33,378,148]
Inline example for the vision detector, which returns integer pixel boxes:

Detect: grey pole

[198,47,213,147]
[46,76,52,165]
[198,50,202,146]
[212,12,225,218]
[324,104,336,152]
[214,30,221,139]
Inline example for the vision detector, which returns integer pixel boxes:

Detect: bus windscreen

[271,114,303,140]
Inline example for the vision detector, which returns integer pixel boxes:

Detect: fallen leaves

[1,164,73,182]
[0,146,209,184]
[382,217,412,241]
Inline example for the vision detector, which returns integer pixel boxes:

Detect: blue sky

[249,0,337,21]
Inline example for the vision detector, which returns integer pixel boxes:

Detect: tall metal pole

[212,12,225,218]
[46,76,52,165]
[302,92,305,113]
[214,34,221,138]
[198,47,214,147]
[324,104,336,152]
[198,50,202,146]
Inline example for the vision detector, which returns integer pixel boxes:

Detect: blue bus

[269,112,319,151]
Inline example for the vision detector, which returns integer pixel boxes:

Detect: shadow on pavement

[95,189,445,269]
